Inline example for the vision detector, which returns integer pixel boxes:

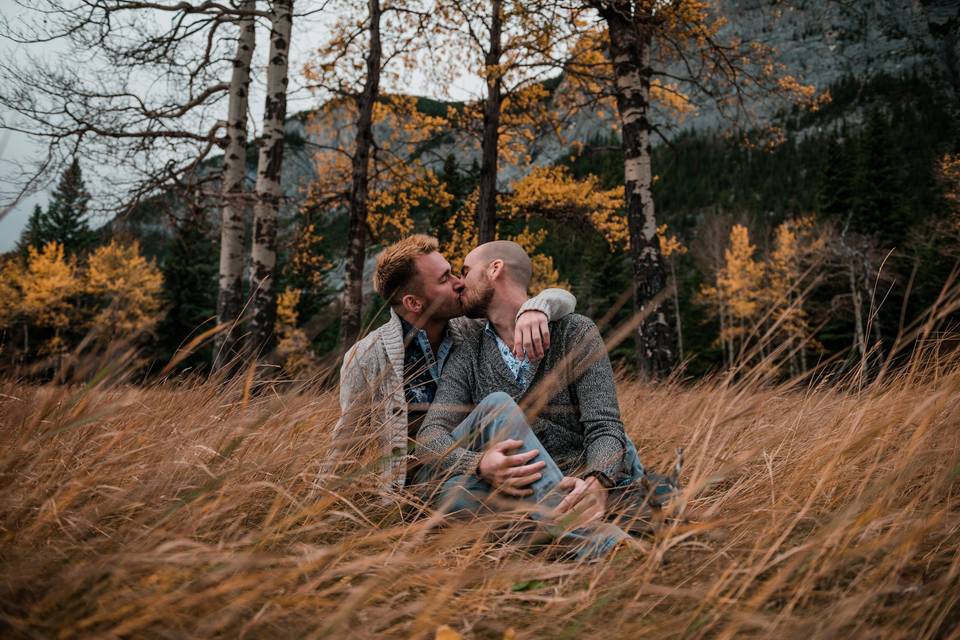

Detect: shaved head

[472,240,532,289]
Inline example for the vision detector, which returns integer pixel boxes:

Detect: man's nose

[452,277,465,294]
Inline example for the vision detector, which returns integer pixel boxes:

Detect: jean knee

[478,391,515,410]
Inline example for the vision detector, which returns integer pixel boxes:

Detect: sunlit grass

[1,341,958,638]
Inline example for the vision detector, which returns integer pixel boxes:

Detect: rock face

[286,0,958,194]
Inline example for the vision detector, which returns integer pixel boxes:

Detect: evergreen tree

[156,212,217,368]
[17,204,45,256]
[852,110,906,244]
[430,154,473,246]
[43,159,95,254]
[817,131,856,223]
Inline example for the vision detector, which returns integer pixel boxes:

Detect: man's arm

[514,288,577,359]
[516,287,576,320]
[415,349,482,477]
[320,342,374,480]
[566,317,627,484]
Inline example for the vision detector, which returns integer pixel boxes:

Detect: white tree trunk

[249,0,293,355]
[849,254,867,363]
[600,5,673,379]
[214,0,256,371]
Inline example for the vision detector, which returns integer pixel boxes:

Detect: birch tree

[248,0,294,356]
[583,0,822,378]
[214,0,258,371]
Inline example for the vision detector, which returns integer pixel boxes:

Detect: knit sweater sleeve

[449,288,577,338]
[516,287,576,320]
[565,316,627,482]
[415,346,482,477]
[321,340,374,480]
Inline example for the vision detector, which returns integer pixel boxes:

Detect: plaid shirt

[400,318,454,410]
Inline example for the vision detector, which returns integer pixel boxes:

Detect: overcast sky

[0,0,482,252]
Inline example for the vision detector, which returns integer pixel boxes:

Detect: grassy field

[1,349,958,639]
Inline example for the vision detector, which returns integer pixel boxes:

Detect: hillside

[113,0,960,258]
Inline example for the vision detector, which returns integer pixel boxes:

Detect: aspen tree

[698,223,763,367]
[85,240,165,342]
[765,216,825,374]
[215,0,258,371]
[443,166,620,290]
[248,0,294,356]
[18,243,81,356]
[429,0,588,243]
[585,0,821,378]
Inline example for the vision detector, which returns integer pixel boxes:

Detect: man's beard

[461,278,495,319]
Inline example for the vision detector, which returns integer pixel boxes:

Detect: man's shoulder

[343,318,397,372]
[550,313,597,333]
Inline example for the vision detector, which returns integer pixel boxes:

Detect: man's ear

[487,258,504,281]
[401,293,423,314]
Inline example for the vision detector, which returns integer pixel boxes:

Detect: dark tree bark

[598,3,673,378]
[248,0,293,356]
[214,0,256,371]
[338,0,383,353]
[475,0,502,244]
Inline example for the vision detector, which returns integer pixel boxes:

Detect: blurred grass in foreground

[0,336,959,639]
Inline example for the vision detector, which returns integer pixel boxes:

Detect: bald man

[414,241,660,558]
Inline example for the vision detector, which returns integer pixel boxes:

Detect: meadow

[1,346,958,639]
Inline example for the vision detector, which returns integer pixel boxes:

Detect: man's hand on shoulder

[477,439,546,497]
[554,476,607,526]
[513,310,550,360]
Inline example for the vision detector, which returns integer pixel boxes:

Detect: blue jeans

[416,392,647,559]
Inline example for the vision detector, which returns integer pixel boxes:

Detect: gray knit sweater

[325,289,577,494]
[416,313,628,483]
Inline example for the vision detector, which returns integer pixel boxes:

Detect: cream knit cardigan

[325,289,576,494]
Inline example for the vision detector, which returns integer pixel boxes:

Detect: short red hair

[373,234,439,306]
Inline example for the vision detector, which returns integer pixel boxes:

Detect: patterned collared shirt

[484,321,534,391]
[399,318,454,410]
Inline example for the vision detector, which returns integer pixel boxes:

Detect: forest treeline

[0,0,958,382]
[3,70,958,380]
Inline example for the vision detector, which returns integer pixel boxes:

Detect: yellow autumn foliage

[698,224,764,357]
[657,223,688,258]
[304,95,453,244]
[503,166,626,248]
[719,224,765,321]
[765,215,826,356]
[0,257,25,329]
[85,239,164,340]
[286,221,331,291]
[441,187,566,294]
[443,166,627,293]
[19,242,81,335]
[274,286,320,377]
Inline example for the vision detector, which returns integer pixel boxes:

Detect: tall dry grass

[1,342,959,639]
